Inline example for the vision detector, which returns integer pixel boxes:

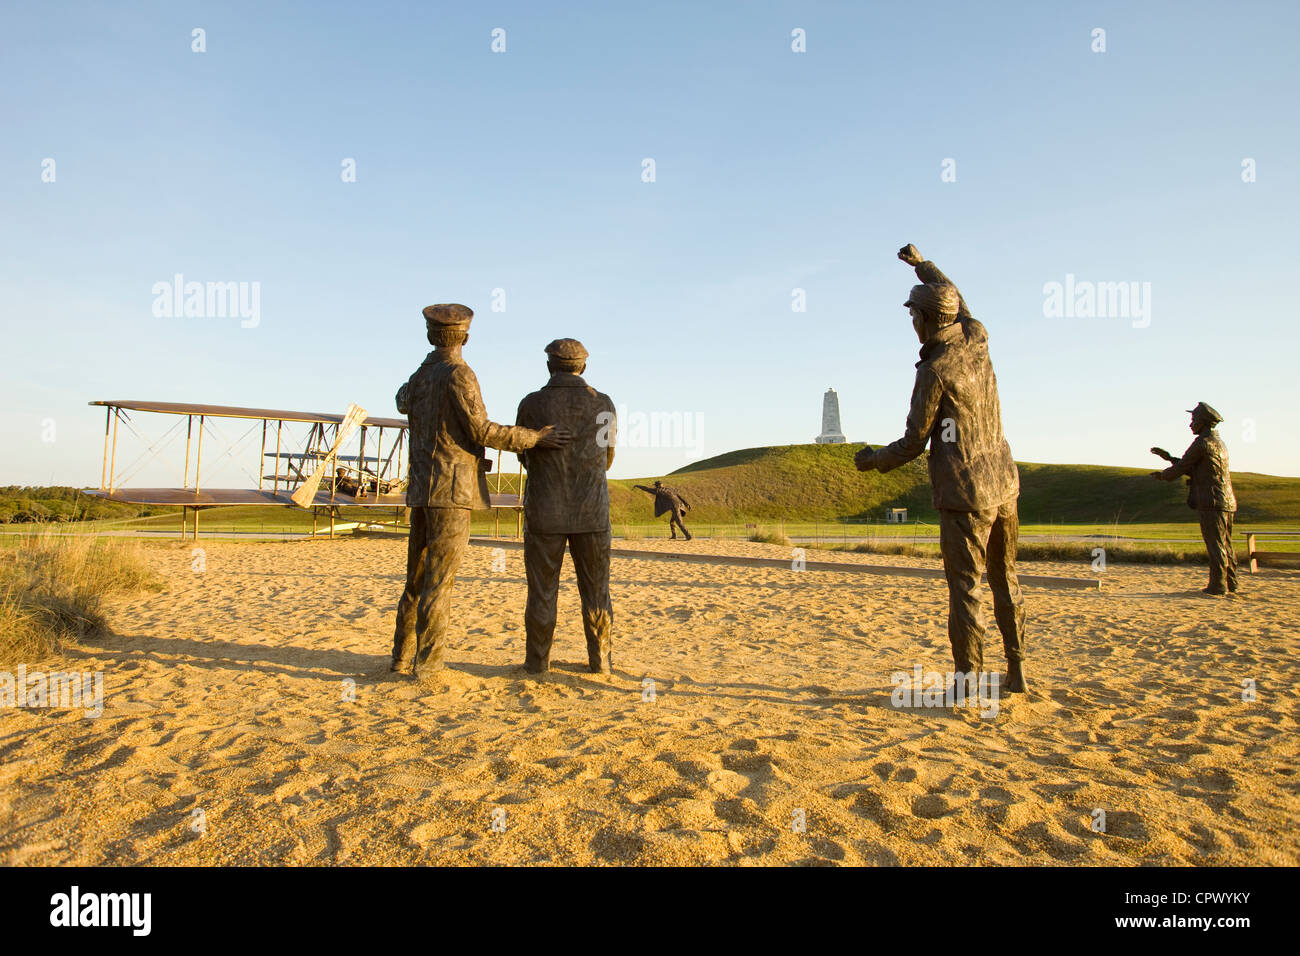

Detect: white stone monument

[814,388,847,444]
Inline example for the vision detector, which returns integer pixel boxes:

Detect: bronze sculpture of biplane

[84,399,524,538]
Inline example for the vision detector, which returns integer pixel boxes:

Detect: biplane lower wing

[85,488,522,509]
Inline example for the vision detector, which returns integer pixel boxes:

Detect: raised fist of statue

[897,244,924,267]
[1149,446,1173,462]
[854,446,877,472]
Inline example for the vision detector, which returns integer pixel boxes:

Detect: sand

[2,535,1297,866]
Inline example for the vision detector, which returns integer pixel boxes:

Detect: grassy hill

[608,444,1300,526]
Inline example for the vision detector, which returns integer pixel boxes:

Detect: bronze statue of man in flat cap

[632,480,693,540]
[391,304,570,677]
[514,338,618,674]
[855,244,1028,694]
[1150,402,1239,595]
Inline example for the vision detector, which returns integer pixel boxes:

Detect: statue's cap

[904,282,959,321]
[545,338,589,361]
[423,303,473,330]
[1187,401,1223,425]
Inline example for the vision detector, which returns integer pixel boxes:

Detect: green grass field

[5,443,1298,563]
[3,506,519,538]
[604,443,1300,527]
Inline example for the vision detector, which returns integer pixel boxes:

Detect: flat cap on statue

[1187,401,1224,425]
[422,303,474,330]
[544,338,589,361]
[904,282,960,320]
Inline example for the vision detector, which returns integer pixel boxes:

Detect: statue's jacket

[872,317,1020,512]
[515,372,617,534]
[397,351,539,510]
[1161,430,1236,512]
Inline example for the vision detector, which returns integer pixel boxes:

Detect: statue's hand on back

[533,424,572,449]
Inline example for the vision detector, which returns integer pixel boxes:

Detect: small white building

[885,507,908,524]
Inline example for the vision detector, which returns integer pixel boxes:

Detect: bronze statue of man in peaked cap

[515,338,618,674]
[1151,402,1239,595]
[855,245,1028,694]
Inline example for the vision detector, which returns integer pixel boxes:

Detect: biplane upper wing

[87,400,408,430]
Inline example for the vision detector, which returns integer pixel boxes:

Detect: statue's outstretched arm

[452,366,540,453]
[872,367,943,472]
[1157,438,1204,480]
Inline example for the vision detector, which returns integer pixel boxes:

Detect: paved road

[788,534,1219,545]
[5,529,1298,545]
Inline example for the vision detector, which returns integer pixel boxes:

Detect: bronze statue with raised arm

[855,245,1028,693]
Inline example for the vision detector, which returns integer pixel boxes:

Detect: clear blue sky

[3,0,1298,490]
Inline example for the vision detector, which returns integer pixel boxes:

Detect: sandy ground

[2,536,1298,866]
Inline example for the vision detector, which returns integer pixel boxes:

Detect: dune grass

[748,527,792,546]
[0,532,159,662]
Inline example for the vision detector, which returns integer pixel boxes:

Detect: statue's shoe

[1003,662,1028,694]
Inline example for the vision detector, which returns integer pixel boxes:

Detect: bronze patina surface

[391,305,568,676]
[856,245,1027,692]
[634,480,693,540]
[515,338,616,673]
[1151,402,1239,594]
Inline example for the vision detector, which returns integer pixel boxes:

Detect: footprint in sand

[705,768,749,797]
[911,793,955,819]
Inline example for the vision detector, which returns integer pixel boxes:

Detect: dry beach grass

[0,532,157,661]
[1,536,1297,866]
